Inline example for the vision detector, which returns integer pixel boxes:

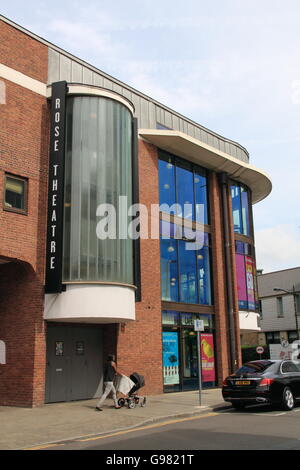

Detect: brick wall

[116,140,163,395]
[0,20,49,406]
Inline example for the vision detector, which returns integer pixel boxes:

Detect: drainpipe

[219,172,237,374]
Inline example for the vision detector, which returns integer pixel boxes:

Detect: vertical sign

[45,81,68,294]
[200,333,216,383]
[162,332,180,385]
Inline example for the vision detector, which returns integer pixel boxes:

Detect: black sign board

[45,81,67,293]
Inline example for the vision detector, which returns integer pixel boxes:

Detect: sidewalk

[0,388,230,450]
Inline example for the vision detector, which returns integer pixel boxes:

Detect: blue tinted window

[176,162,194,220]
[160,238,179,301]
[231,185,242,234]
[195,170,208,225]
[197,246,212,305]
[158,158,176,211]
[241,187,250,236]
[158,151,208,224]
[178,240,198,303]
[231,184,251,236]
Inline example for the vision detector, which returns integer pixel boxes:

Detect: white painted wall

[44,284,136,323]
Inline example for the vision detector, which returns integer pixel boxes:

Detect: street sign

[194,319,204,332]
[256,346,264,355]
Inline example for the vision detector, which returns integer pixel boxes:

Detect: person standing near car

[96,354,121,411]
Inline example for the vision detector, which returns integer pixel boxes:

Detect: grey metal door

[46,325,103,403]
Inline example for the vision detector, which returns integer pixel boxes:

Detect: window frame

[3,173,28,215]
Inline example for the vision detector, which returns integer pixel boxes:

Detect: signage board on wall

[200,333,215,383]
[45,81,68,293]
[162,332,180,385]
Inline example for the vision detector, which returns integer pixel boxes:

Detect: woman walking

[96,354,121,411]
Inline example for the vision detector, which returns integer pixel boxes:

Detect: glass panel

[197,246,212,305]
[160,239,179,301]
[158,157,176,212]
[176,162,194,220]
[178,240,198,303]
[231,185,242,234]
[194,169,208,225]
[63,96,133,283]
[241,186,250,236]
[183,330,198,379]
[162,311,180,325]
[5,176,25,210]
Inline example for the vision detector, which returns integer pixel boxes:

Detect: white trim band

[47,83,135,114]
[0,63,47,96]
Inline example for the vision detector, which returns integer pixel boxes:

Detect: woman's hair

[107,354,115,362]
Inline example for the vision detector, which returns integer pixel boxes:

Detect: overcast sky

[2,0,300,273]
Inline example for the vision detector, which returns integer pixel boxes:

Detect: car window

[235,361,276,375]
[282,361,300,373]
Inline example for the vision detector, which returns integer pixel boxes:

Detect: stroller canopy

[130,372,145,388]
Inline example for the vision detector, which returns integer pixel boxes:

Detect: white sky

[2,0,300,273]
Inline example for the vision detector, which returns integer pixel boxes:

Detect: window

[160,222,212,305]
[265,332,281,344]
[276,297,284,317]
[235,241,257,311]
[296,294,300,314]
[158,151,209,224]
[4,174,27,214]
[231,184,251,236]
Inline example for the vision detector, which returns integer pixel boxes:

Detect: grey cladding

[48,48,249,163]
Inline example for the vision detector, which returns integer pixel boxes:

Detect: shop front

[162,310,216,392]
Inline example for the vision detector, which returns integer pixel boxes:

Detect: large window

[231,184,251,236]
[158,151,209,224]
[63,96,133,284]
[160,222,212,305]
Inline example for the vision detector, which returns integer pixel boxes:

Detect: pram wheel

[141,397,147,407]
[118,398,125,407]
[128,399,136,409]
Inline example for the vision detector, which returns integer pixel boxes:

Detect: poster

[200,334,215,383]
[162,332,180,385]
[235,254,247,309]
[245,256,255,310]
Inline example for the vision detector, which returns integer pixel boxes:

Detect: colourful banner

[235,254,247,308]
[246,256,255,310]
[200,334,215,383]
[162,332,180,385]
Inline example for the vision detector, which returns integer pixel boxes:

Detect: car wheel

[281,387,294,411]
[232,402,245,410]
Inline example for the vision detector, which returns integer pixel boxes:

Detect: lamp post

[273,286,299,341]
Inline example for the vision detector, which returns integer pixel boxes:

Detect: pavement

[0,388,231,450]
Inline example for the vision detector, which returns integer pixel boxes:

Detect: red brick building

[0,16,272,406]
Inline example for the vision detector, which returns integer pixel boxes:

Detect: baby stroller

[117,372,146,409]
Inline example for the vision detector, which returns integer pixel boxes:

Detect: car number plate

[236,380,251,385]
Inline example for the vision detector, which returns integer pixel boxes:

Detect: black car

[222,360,300,410]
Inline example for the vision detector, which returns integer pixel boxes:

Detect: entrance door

[182,329,199,391]
[45,325,103,403]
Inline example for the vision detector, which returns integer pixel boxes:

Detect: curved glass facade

[63,96,133,284]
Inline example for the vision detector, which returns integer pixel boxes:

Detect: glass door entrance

[182,329,199,391]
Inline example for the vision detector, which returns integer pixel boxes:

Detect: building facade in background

[0,16,271,406]
[256,267,300,349]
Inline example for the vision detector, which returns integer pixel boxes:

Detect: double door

[45,325,103,403]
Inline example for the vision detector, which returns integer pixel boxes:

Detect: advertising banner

[200,333,215,383]
[236,254,247,309]
[162,332,180,385]
[246,256,255,310]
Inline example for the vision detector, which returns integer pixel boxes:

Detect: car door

[281,361,300,399]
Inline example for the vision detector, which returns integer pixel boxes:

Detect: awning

[139,129,272,204]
